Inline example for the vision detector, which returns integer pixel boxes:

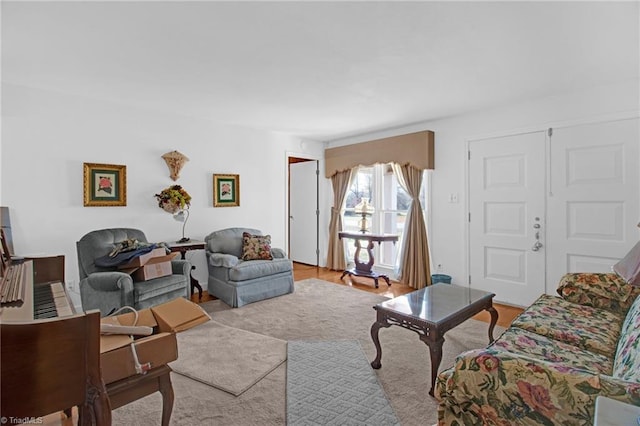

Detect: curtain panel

[325,168,354,271]
[392,163,431,289]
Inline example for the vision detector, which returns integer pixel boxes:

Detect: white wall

[1,83,324,292]
[3,79,637,298]
[326,80,640,285]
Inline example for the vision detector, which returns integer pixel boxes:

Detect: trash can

[431,274,452,284]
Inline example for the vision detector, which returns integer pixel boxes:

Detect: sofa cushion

[242,232,273,260]
[511,294,624,357]
[612,294,640,381]
[491,327,613,375]
[228,258,292,282]
[557,272,640,315]
[437,347,610,426]
[133,274,189,302]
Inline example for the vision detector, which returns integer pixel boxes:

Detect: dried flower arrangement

[154,185,191,214]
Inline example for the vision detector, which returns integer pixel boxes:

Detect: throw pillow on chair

[242,232,273,260]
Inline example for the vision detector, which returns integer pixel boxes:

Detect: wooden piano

[1,257,73,321]
[0,253,111,425]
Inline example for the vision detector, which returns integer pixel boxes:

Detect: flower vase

[162,203,180,214]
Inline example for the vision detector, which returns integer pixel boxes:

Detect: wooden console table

[167,240,205,300]
[338,232,398,288]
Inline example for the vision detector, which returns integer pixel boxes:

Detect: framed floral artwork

[213,174,239,207]
[83,162,127,207]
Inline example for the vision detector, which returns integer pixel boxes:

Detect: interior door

[289,160,318,266]
[546,118,640,283]
[469,132,547,307]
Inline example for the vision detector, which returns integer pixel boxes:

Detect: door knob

[532,241,543,251]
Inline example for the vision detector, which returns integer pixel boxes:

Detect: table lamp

[173,208,190,243]
[354,198,374,233]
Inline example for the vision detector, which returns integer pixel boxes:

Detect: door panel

[469,132,546,307]
[546,118,639,284]
[289,160,318,266]
[568,254,620,272]
[485,247,526,283]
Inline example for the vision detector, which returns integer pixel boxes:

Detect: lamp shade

[354,198,374,215]
[613,240,640,286]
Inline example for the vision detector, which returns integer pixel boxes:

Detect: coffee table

[370,283,498,397]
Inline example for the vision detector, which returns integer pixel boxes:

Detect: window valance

[324,130,434,178]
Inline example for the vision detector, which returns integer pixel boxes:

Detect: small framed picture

[83,163,127,207]
[213,174,239,207]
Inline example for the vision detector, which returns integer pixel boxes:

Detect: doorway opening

[288,156,319,266]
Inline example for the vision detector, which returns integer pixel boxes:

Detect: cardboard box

[131,255,175,281]
[117,247,167,269]
[120,252,179,282]
[100,297,210,384]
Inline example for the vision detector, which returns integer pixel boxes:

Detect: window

[343,164,429,271]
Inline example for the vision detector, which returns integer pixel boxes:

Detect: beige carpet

[170,320,287,396]
[112,279,506,425]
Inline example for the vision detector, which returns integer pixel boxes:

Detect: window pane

[341,165,429,271]
[345,167,373,209]
[379,211,403,266]
[343,213,361,233]
[397,186,411,210]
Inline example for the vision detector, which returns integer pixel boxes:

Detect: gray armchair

[76,228,191,316]
[205,227,294,308]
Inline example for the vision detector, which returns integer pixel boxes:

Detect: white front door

[289,160,318,266]
[546,118,640,283]
[469,132,547,307]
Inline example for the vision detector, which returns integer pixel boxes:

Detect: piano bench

[106,364,174,426]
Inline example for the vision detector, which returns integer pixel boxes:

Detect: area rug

[287,340,400,426]
[112,278,506,426]
[169,320,287,396]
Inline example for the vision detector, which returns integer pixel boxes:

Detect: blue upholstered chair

[205,227,294,308]
[76,228,191,316]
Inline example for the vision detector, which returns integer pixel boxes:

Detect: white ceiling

[2,1,638,141]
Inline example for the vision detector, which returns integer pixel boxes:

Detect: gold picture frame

[83,163,127,207]
[213,174,239,207]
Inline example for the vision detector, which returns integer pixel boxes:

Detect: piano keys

[0,258,74,322]
[34,280,74,318]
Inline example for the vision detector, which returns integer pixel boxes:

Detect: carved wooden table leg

[487,306,498,342]
[354,240,375,273]
[420,334,444,397]
[158,371,174,426]
[370,313,390,369]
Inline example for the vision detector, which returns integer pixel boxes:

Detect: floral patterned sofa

[435,272,640,425]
